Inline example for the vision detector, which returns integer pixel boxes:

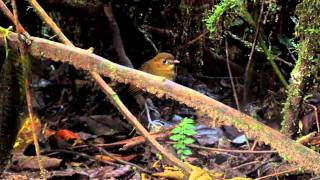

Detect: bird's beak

[172,60,180,64]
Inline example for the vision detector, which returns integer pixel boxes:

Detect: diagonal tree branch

[19,0,190,174]
[1,32,320,174]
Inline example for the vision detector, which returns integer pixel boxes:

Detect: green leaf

[169,134,185,141]
[180,155,186,160]
[180,124,195,130]
[182,149,193,155]
[277,34,297,50]
[171,127,183,134]
[156,153,163,160]
[177,149,184,154]
[174,142,186,149]
[183,138,195,144]
[182,118,194,124]
[183,129,197,135]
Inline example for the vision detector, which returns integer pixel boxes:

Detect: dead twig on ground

[89,143,152,174]
[186,144,277,154]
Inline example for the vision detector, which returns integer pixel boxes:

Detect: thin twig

[188,144,277,154]
[29,0,73,46]
[243,0,265,104]
[276,56,294,67]
[177,30,208,50]
[251,140,258,151]
[44,149,119,167]
[255,168,298,180]
[232,160,260,170]
[70,128,172,150]
[225,38,240,110]
[227,30,289,87]
[10,0,46,178]
[89,143,152,174]
[137,27,158,54]
[0,1,27,36]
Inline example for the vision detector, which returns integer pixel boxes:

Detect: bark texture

[0,52,22,174]
[2,33,320,174]
[281,0,320,136]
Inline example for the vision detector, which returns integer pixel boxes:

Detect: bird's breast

[143,65,175,80]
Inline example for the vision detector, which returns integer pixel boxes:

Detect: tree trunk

[0,52,22,175]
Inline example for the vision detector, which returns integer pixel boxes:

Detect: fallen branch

[1,32,320,174]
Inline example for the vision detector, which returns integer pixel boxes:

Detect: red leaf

[55,129,80,141]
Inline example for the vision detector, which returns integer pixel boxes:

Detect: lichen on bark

[281,0,320,136]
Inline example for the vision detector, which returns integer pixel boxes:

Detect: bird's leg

[146,98,160,118]
[144,101,163,130]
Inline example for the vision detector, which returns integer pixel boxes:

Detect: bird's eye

[163,59,169,64]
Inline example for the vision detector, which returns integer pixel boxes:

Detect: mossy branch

[1,32,320,174]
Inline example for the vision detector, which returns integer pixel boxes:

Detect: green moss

[283,155,289,161]
[231,116,250,131]
[0,26,13,60]
[112,93,121,105]
[281,0,320,135]
[203,0,242,33]
[251,123,264,131]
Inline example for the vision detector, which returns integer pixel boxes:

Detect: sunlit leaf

[170,134,185,141]
[182,149,192,155]
[183,138,195,144]
[183,129,197,135]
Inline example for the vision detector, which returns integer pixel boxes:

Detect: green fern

[204,0,242,33]
[170,117,197,160]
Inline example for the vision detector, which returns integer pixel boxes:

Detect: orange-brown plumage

[129,52,179,95]
[140,52,179,80]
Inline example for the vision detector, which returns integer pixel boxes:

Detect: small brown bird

[129,52,179,95]
[130,52,179,129]
[140,52,179,80]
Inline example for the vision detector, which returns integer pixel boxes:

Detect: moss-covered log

[281,0,320,136]
[2,32,320,174]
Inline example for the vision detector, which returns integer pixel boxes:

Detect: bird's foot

[144,101,163,131]
[147,119,165,131]
[146,98,160,118]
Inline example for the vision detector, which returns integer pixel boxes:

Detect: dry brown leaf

[15,155,62,170]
